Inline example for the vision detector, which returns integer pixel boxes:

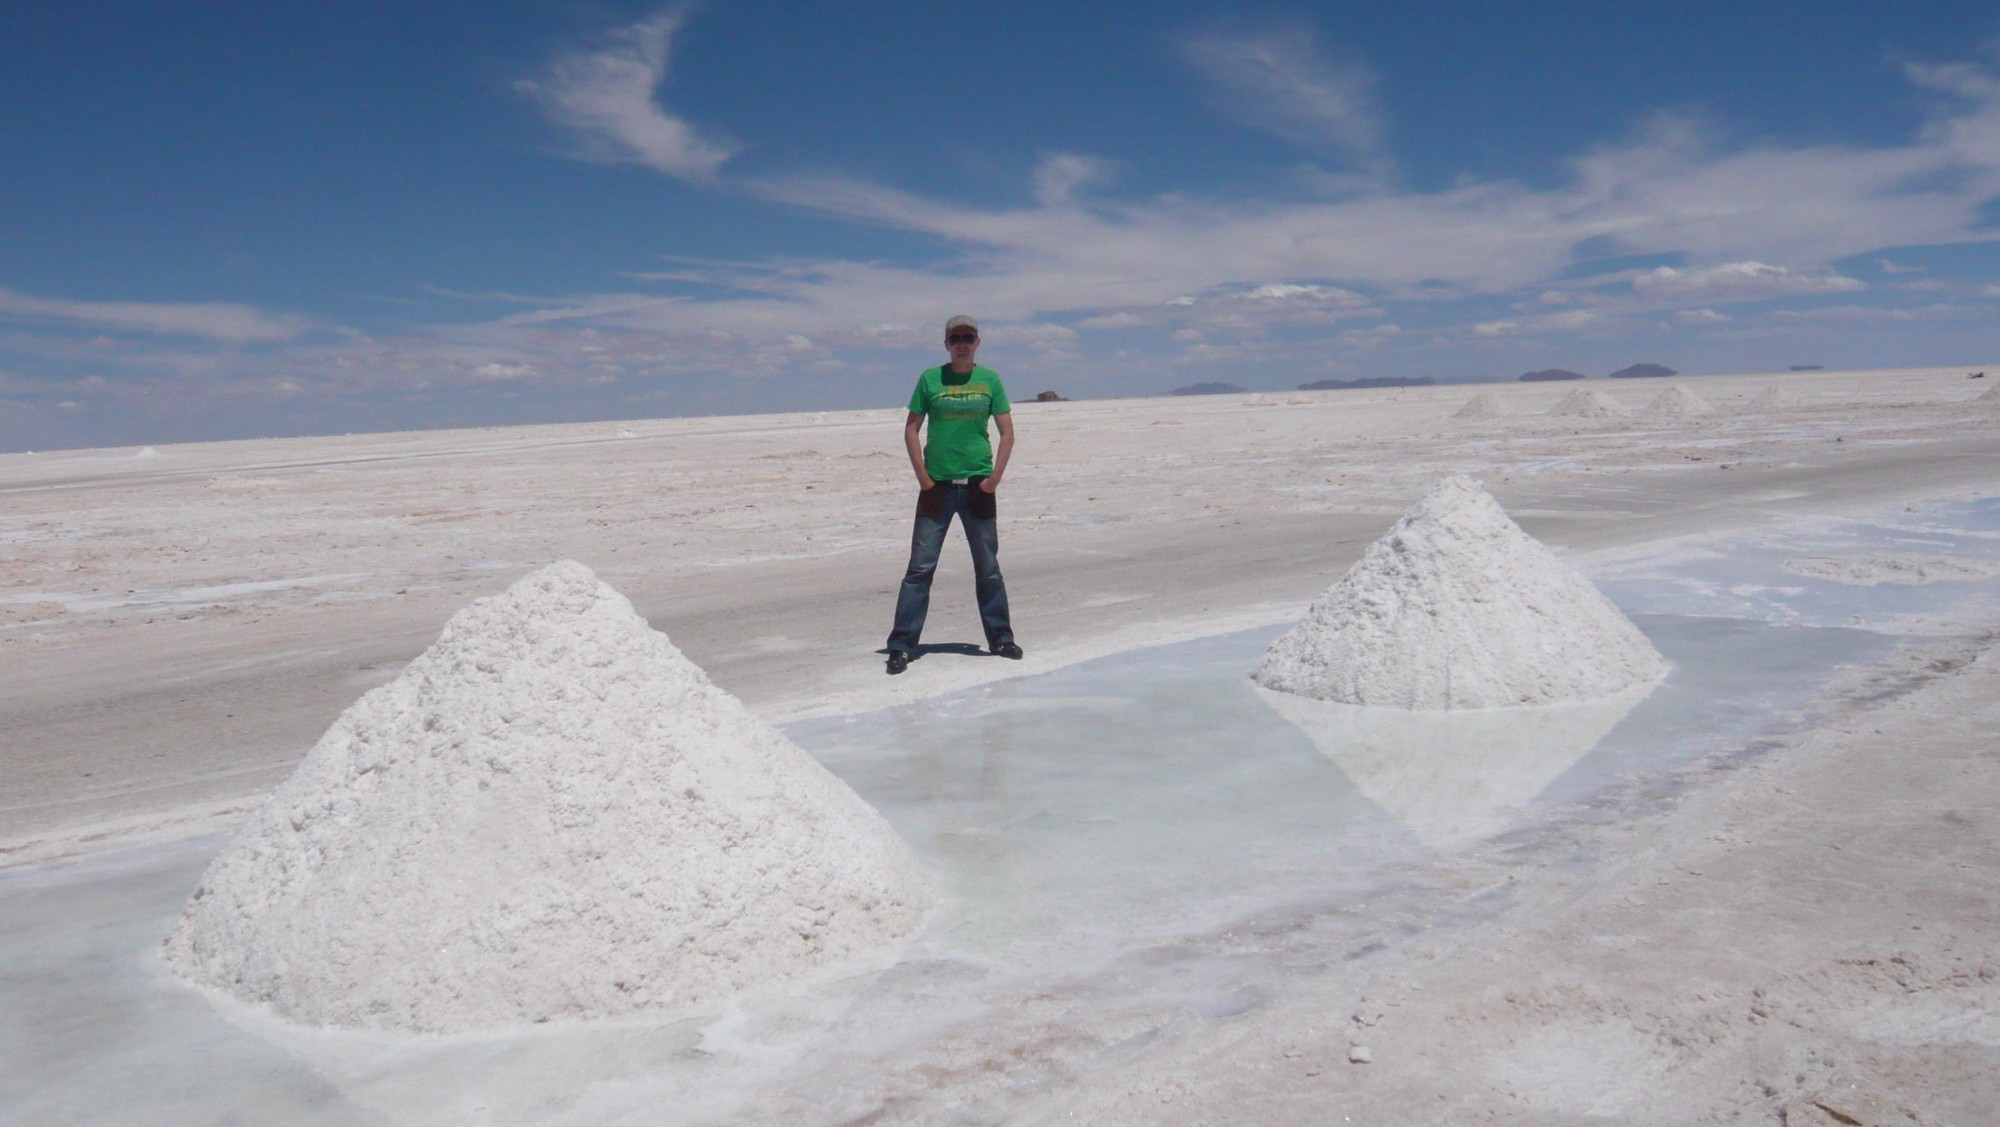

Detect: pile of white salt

[1253,476,1666,709]
[1547,388,1629,417]
[1641,385,1713,419]
[1749,385,1800,410]
[1453,392,1514,419]
[166,561,933,1034]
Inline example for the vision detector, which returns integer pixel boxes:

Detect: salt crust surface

[1642,385,1712,418]
[1454,392,1514,419]
[1750,385,1800,409]
[1253,477,1667,709]
[1781,554,2000,586]
[1979,382,2000,402]
[165,560,933,1034]
[1548,389,1629,417]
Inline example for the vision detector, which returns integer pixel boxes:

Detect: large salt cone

[166,560,933,1033]
[1253,476,1666,709]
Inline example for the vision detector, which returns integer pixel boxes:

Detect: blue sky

[3,2,1998,451]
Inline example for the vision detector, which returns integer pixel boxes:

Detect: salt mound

[166,561,933,1033]
[1978,383,2000,402]
[1748,385,1800,410]
[1252,477,1666,709]
[1453,392,1514,419]
[1547,388,1628,417]
[1641,385,1712,418]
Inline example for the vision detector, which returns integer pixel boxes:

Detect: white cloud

[1177,22,1387,168]
[517,9,737,183]
[1631,262,1866,302]
[1032,152,1116,207]
[1539,309,1613,332]
[1674,307,1731,325]
[1338,324,1402,348]
[1877,258,1924,274]
[0,287,312,343]
[1243,282,1364,304]
[470,361,536,381]
[1077,312,1145,330]
[1770,303,1965,323]
[1469,309,1615,336]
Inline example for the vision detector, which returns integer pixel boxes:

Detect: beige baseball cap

[945,314,979,334]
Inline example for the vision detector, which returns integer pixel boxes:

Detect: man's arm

[982,412,1014,492]
[904,411,934,489]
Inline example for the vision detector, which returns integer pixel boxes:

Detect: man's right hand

[917,474,936,490]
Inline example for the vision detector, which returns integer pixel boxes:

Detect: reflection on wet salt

[1258,681,1656,849]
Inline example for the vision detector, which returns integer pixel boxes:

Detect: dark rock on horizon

[1170,382,1248,396]
[1297,377,1437,390]
[1608,363,1677,379]
[1789,365,1825,371]
[1034,390,1069,401]
[1518,369,1586,382]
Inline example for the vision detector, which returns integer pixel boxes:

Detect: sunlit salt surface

[6,499,1999,1125]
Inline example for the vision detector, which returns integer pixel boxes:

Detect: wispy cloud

[517,9,738,183]
[1674,308,1732,325]
[1177,21,1388,170]
[0,287,313,343]
[1032,152,1117,207]
[1631,262,1866,302]
[1770,302,1966,323]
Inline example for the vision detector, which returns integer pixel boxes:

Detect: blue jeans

[887,479,1013,654]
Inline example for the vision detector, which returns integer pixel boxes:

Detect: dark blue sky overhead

[3,2,1997,450]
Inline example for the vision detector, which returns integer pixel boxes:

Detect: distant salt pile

[1640,385,1713,419]
[1253,477,1666,709]
[1978,383,2000,403]
[1453,392,1514,419]
[1547,388,1628,417]
[1748,385,1800,410]
[166,561,933,1033]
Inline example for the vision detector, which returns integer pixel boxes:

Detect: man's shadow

[878,642,995,664]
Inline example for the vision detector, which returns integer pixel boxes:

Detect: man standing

[885,315,1020,675]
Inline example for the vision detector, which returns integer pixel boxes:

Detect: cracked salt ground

[5,503,2000,1125]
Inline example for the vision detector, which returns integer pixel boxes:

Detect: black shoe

[886,651,909,675]
[992,642,1023,660]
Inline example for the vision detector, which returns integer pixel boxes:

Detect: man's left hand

[978,478,1000,493]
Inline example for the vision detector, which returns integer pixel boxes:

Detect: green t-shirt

[908,364,1010,480]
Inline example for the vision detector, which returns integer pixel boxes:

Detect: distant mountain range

[1518,369,1586,382]
[1608,363,1677,378]
[1297,376,1436,390]
[1169,382,1248,396]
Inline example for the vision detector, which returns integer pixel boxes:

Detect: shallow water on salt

[5,500,1998,1125]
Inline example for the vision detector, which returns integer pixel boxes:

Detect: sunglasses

[947,333,978,344]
